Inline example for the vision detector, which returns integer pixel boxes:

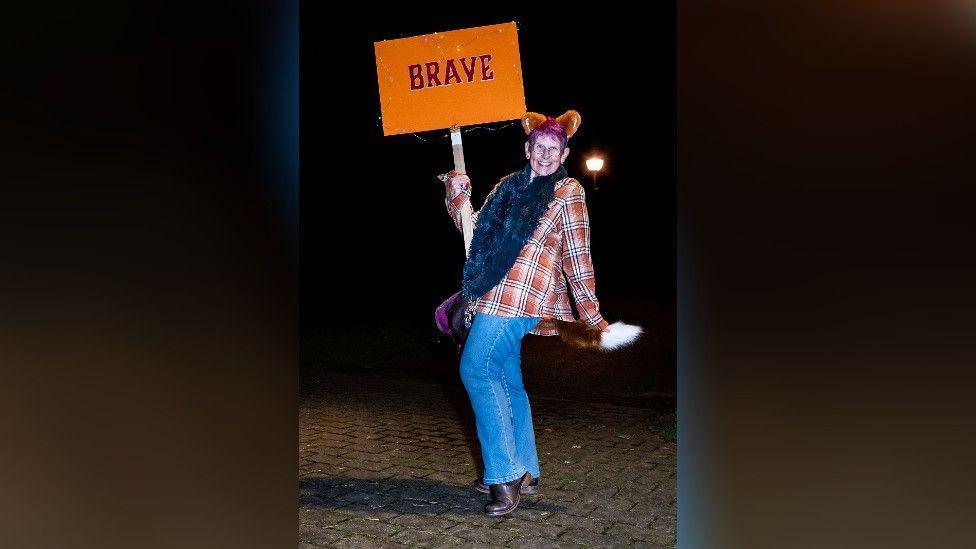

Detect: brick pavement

[299,373,676,548]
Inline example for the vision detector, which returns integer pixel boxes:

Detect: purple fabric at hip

[435,291,461,335]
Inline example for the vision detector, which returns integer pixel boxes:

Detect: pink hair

[528,117,568,149]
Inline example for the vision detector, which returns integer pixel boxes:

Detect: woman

[443,110,634,516]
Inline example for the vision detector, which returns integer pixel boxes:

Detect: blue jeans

[459,313,542,484]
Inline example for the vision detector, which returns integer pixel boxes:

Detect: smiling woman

[524,117,571,177]
[439,109,642,516]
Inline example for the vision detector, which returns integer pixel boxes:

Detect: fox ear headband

[520,110,582,139]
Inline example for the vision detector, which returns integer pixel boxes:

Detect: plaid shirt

[446,175,609,336]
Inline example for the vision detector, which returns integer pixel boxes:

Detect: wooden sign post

[374,22,526,255]
[450,126,475,255]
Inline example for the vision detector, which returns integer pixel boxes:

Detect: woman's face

[525,134,570,177]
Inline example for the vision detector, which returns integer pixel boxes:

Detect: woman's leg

[499,317,542,480]
[459,313,529,484]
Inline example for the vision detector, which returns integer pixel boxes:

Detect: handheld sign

[373,22,526,136]
[375,22,526,255]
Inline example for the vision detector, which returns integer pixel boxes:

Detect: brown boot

[484,472,531,517]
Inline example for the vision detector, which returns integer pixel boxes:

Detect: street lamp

[585,156,605,190]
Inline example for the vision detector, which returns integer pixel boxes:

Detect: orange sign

[374,22,526,136]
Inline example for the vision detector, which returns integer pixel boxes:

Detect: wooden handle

[451,127,474,256]
[451,127,466,174]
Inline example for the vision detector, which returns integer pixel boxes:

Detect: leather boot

[484,472,531,516]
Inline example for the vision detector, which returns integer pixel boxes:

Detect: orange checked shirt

[446,174,609,336]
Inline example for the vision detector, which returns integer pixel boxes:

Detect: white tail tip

[600,321,643,351]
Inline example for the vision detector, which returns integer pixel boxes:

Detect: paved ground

[299,372,676,548]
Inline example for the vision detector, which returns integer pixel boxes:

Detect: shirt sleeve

[444,178,504,232]
[560,182,609,331]
[444,180,473,233]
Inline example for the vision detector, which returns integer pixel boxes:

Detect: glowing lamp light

[585,156,605,190]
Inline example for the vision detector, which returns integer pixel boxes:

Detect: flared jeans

[459,313,542,484]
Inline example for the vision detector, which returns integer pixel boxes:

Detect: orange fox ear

[521,112,547,135]
[555,110,582,139]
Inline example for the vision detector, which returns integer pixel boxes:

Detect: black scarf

[461,163,566,300]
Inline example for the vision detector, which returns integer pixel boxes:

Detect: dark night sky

[301,12,675,331]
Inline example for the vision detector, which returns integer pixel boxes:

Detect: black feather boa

[461,163,566,300]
